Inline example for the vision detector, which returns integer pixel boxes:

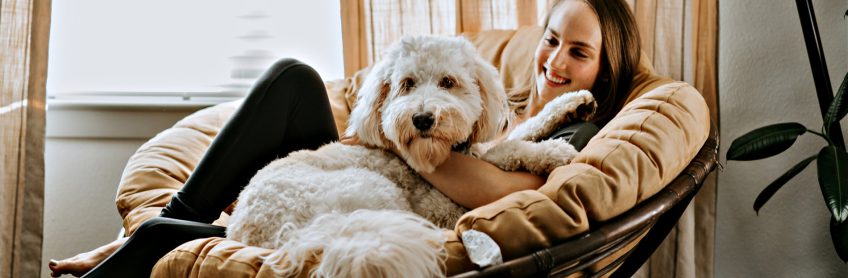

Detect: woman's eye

[571,49,588,59]
[544,36,558,46]
[439,77,455,89]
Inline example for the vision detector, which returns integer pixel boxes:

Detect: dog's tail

[265,209,447,278]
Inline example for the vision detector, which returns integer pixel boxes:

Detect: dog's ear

[345,65,392,148]
[467,54,509,143]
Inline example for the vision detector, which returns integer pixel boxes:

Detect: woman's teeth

[545,69,569,85]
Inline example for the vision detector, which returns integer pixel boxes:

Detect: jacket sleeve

[452,81,711,262]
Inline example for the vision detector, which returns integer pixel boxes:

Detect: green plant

[726,72,848,262]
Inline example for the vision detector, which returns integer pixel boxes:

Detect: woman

[49,0,644,276]
[416,0,640,209]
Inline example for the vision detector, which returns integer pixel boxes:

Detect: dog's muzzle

[412,112,435,131]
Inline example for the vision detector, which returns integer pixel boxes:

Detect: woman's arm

[341,136,545,209]
[420,152,546,209]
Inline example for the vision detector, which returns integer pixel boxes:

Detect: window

[47,0,344,103]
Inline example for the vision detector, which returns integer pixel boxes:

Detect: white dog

[226,35,596,278]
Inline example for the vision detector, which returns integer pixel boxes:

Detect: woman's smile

[543,65,571,86]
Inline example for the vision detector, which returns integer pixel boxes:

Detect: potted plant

[727,72,847,262]
[725,3,848,262]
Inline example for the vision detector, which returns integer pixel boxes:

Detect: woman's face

[534,0,603,104]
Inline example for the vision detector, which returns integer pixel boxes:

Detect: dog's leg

[508,90,596,142]
[479,139,578,176]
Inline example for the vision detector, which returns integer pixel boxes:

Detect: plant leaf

[831,216,848,263]
[825,72,848,126]
[818,146,848,222]
[727,123,807,161]
[753,155,817,214]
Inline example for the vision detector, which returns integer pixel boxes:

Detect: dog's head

[345,36,509,173]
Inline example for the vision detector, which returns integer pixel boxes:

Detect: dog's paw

[479,140,526,172]
[522,139,578,175]
[561,90,597,123]
[469,141,496,158]
[480,139,578,175]
[507,90,597,142]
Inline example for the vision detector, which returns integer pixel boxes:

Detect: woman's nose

[548,48,569,71]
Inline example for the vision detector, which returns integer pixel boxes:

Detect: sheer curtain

[628,0,718,277]
[340,0,718,277]
[341,0,550,76]
[0,0,51,277]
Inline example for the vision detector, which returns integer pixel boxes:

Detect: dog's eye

[439,77,454,89]
[402,78,415,89]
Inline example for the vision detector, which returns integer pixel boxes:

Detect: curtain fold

[341,0,543,76]
[630,1,718,277]
[339,0,718,277]
[0,0,51,277]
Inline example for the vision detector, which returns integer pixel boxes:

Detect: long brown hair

[510,0,641,126]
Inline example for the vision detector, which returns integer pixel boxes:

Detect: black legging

[161,58,339,223]
[83,58,339,278]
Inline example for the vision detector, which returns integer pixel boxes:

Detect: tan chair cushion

[126,26,710,277]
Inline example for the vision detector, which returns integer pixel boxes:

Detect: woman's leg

[82,217,226,278]
[161,58,339,223]
[49,238,126,277]
[66,58,338,277]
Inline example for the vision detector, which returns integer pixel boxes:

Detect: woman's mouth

[544,67,570,86]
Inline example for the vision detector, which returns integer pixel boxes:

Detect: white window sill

[47,91,244,111]
[46,91,243,139]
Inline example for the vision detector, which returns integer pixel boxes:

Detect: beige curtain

[628,1,718,278]
[341,0,548,76]
[340,0,718,277]
[0,0,51,277]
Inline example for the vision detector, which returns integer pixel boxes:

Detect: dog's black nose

[412,112,435,131]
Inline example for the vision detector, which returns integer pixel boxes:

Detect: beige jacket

[112,26,710,277]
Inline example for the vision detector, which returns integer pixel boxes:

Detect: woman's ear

[468,54,509,143]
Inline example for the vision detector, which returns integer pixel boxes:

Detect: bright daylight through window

[47,0,344,105]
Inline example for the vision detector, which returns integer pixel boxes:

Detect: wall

[40,106,199,278]
[718,0,848,277]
